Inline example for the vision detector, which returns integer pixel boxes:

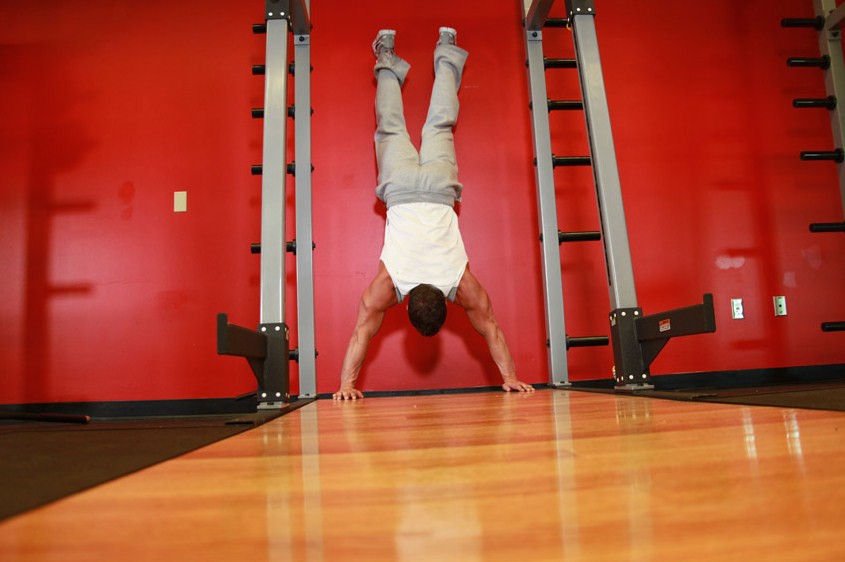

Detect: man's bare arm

[334,262,398,400]
[454,266,534,393]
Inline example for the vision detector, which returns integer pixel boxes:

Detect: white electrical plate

[773,296,787,316]
[174,191,187,213]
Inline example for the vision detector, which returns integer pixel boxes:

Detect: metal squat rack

[523,0,716,390]
[218,0,317,409]
[782,0,845,334]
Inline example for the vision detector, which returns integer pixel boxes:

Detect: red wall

[1,0,843,405]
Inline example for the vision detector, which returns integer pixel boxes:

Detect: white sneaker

[438,26,457,46]
[372,29,396,58]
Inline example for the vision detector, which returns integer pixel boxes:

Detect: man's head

[407,284,447,337]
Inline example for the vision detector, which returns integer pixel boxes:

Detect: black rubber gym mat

[0,414,273,521]
[697,385,845,411]
[573,381,845,412]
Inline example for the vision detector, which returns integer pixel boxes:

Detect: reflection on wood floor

[1,389,844,561]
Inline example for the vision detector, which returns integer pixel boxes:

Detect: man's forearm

[334,333,369,400]
[486,327,517,381]
[487,328,533,392]
[339,330,371,389]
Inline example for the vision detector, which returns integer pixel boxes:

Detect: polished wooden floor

[2,389,844,561]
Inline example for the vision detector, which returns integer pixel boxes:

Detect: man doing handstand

[333,28,534,400]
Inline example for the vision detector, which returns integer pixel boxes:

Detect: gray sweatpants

[374,44,469,208]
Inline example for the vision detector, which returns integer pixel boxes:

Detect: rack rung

[793,96,837,109]
[552,155,591,167]
[250,241,299,255]
[558,231,601,243]
[800,149,844,162]
[548,100,583,111]
[809,222,845,233]
[781,17,824,29]
[787,56,830,69]
[544,57,577,69]
[566,335,609,349]
[544,18,570,28]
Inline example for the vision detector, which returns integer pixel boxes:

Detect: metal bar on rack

[568,7,638,312]
[524,0,571,386]
[259,14,289,326]
[293,11,317,398]
[566,0,649,389]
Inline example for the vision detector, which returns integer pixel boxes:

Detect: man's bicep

[456,268,497,333]
[358,266,398,328]
[352,291,390,342]
[455,267,487,312]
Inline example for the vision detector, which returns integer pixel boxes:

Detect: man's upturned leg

[419,28,469,168]
[373,30,418,195]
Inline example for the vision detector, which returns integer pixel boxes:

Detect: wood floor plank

[1,389,844,561]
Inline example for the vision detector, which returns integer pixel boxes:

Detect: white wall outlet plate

[731,298,744,320]
[174,191,187,213]
[773,296,787,316]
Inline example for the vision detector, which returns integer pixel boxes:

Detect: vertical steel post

[568,12,637,311]
[525,0,571,386]
[565,1,649,388]
[292,1,316,398]
[259,14,289,326]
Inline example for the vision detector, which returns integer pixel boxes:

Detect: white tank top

[379,202,469,302]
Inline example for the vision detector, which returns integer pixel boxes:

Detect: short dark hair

[407,284,447,337]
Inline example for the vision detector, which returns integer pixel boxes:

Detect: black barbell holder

[787,56,830,69]
[544,18,570,28]
[793,96,837,109]
[822,321,845,332]
[781,17,825,30]
[558,231,601,243]
[566,335,609,349]
[251,240,316,254]
[548,99,583,111]
[809,222,845,233]
[553,155,592,167]
[544,57,577,69]
[800,149,845,162]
